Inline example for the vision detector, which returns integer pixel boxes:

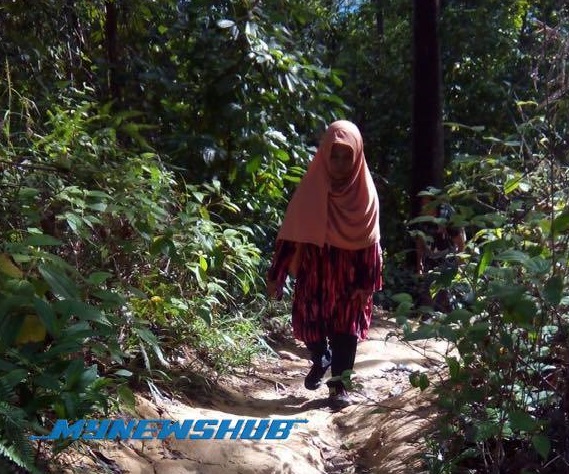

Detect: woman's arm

[266,240,297,300]
[350,242,383,307]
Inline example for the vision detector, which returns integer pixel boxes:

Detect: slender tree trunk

[64,0,77,84]
[105,0,120,102]
[375,0,384,39]
[410,0,444,218]
[65,0,89,86]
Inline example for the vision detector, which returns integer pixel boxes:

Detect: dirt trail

[61,314,450,474]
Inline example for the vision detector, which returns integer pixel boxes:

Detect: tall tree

[410,0,443,217]
[375,0,384,40]
[105,0,120,102]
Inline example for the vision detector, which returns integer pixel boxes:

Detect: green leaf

[446,308,473,323]
[149,236,176,257]
[23,234,62,246]
[273,149,290,162]
[446,357,460,380]
[85,190,112,199]
[504,177,520,194]
[404,324,436,341]
[409,372,429,391]
[503,297,537,326]
[117,384,136,413]
[495,250,529,265]
[0,369,28,389]
[525,256,550,275]
[5,279,35,296]
[77,365,98,391]
[474,420,501,442]
[323,94,345,106]
[91,289,126,307]
[467,322,490,342]
[86,272,113,285]
[34,374,61,390]
[54,300,111,326]
[41,339,83,358]
[0,305,29,346]
[33,297,58,337]
[283,174,301,183]
[197,307,212,325]
[64,212,83,234]
[133,327,169,368]
[391,293,413,304]
[37,264,79,300]
[192,191,205,203]
[17,187,40,199]
[246,156,261,174]
[543,276,563,306]
[0,253,24,279]
[86,202,107,212]
[0,359,16,372]
[509,410,538,432]
[532,434,550,460]
[199,206,210,220]
[395,300,413,318]
[64,359,87,390]
[475,245,493,282]
[552,212,569,235]
[211,178,221,193]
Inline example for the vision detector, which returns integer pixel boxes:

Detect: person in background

[266,120,383,410]
[413,190,466,310]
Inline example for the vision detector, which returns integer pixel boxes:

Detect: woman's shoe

[327,382,353,409]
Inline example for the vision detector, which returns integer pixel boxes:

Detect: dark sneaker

[327,383,353,410]
[304,359,331,390]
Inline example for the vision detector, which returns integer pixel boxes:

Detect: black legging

[305,333,358,377]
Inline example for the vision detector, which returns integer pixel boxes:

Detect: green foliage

[0,240,118,470]
[395,24,569,467]
[0,83,269,469]
[2,1,569,473]
[0,400,40,474]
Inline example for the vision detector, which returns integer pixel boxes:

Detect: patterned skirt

[268,240,382,343]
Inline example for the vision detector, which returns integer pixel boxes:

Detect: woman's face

[329,143,354,185]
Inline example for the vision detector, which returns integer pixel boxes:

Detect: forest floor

[58,312,451,474]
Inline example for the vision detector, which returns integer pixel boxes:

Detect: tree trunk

[65,0,89,86]
[375,0,384,39]
[105,0,120,102]
[410,0,444,218]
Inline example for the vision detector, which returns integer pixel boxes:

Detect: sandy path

[60,315,449,474]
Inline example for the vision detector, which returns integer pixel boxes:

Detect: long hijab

[277,120,380,252]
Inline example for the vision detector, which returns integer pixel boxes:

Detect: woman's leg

[327,333,358,408]
[304,339,332,390]
[330,333,358,378]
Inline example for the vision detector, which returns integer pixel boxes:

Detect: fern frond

[0,378,15,402]
[0,441,38,473]
[0,401,39,474]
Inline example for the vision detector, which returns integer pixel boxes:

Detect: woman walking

[267,120,383,409]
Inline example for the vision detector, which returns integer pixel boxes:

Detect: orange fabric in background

[277,120,380,250]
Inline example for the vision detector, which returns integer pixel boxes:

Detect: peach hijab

[277,120,380,250]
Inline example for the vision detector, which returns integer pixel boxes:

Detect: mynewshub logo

[30,418,309,441]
